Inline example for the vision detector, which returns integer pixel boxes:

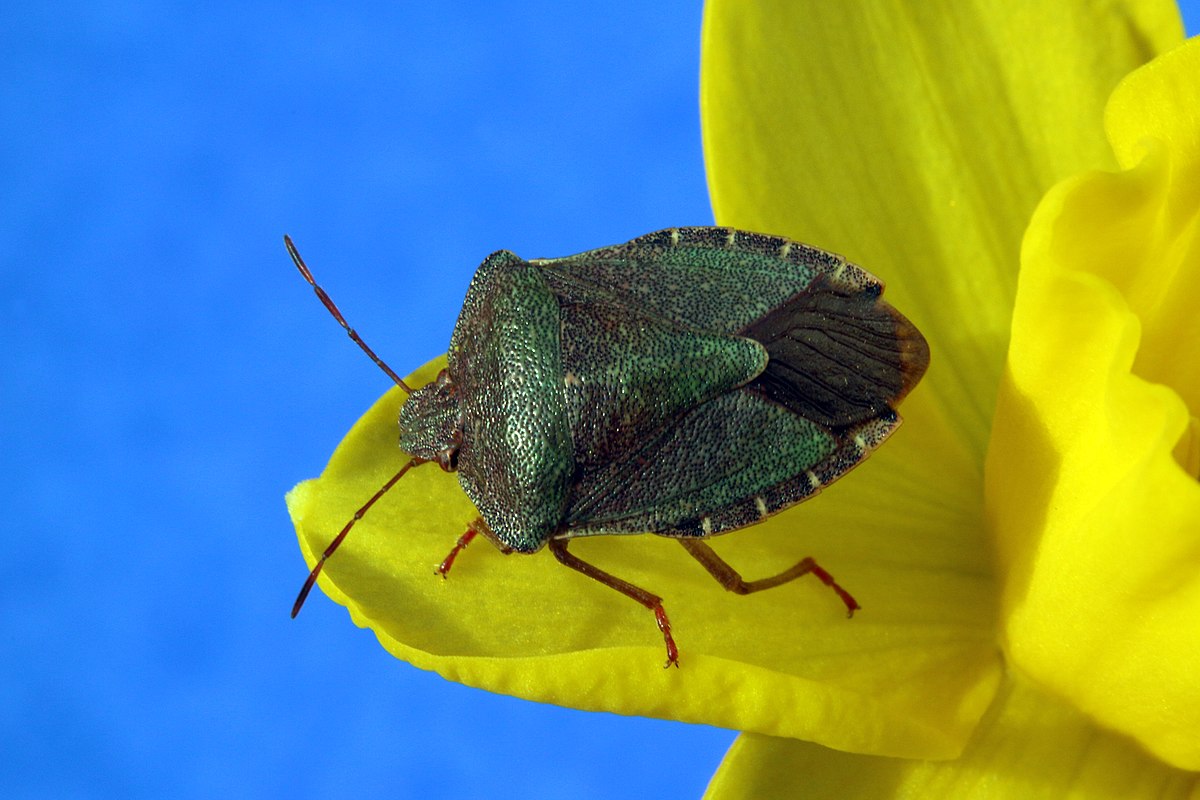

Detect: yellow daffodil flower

[699,0,1200,796]
[289,0,1200,794]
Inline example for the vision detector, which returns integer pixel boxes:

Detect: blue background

[3,4,1197,798]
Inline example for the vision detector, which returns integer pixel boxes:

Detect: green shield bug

[287,227,929,666]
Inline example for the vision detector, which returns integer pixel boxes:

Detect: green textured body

[399,227,929,554]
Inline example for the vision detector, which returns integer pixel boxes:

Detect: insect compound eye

[437,447,459,472]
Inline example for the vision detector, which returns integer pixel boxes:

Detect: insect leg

[436,523,480,577]
[548,538,679,668]
[677,539,860,617]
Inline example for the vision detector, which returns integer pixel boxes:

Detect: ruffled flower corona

[988,34,1200,775]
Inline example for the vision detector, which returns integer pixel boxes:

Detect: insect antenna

[292,457,424,617]
[284,234,414,394]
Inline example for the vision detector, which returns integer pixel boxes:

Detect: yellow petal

[290,360,999,758]
[987,38,1200,769]
[702,0,1181,456]
[704,673,1199,800]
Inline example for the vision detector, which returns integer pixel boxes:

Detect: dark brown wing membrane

[739,276,930,429]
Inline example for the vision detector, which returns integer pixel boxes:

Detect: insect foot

[436,523,480,578]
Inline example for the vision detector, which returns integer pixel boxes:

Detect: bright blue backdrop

[3,4,1198,798]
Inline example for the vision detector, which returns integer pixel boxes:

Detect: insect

[287,227,929,666]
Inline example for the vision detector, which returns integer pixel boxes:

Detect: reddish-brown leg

[678,539,860,616]
[437,525,479,577]
[548,538,680,668]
